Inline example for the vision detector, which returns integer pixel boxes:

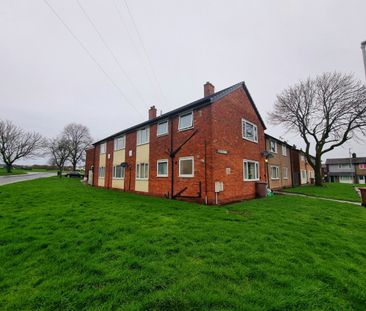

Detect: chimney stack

[204,82,215,97]
[148,105,157,120]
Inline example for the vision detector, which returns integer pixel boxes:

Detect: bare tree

[48,136,71,177]
[63,123,92,171]
[269,72,366,186]
[0,120,45,173]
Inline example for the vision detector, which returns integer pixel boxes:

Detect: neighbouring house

[289,148,315,186]
[326,154,366,184]
[85,82,268,204]
[265,134,293,189]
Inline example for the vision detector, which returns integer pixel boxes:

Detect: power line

[75,0,148,107]
[43,0,144,118]
[122,0,168,108]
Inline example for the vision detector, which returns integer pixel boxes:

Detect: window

[99,167,105,178]
[282,145,287,156]
[100,143,106,154]
[360,164,366,169]
[242,119,258,143]
[178,112,193,130]
[283,167,288,179]
[157,120,168,136]
[114,136,125,150]
[269,140,277,153]
[300,155,305,161]
[243,160,259,181]
[179,156,194,177]
[136,163,149,179]
[112,165,125,179]
[137,127,149,145]
[157,159,168,177]
[301,170,307,179]
[271,166,280,180]
[338,163,352,169]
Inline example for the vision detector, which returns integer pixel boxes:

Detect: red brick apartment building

[85,82,268,204]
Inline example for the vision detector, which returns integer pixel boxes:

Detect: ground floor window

[243,160,259,181]
[179,156,194,177]
[271,166,280,180]
[99,167,105,178]
[157,159,168,177]
[339,175,353,183]
[136,163,149,180]
[301,170,307,180]
[112,165,125,179]
[283,167,288,179]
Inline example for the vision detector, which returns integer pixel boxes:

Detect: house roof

[93,82,266,145]
[326,157,366,165]
[264,133,293,149]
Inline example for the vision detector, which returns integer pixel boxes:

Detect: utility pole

[362,41,366,81]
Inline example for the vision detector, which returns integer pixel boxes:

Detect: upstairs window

[136,163,149,179]
[137,127,149,145]
[157,120,169,136]
[243,160,259,181]
[283,167,288,179]
[338,163,352,169]
[242,119,258,143]
[178,112,193,130]
[114,136,125,150]
[269,140,277,153]
[100,143,106,154]
[282,145,287,156]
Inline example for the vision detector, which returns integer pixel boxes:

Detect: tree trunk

[314,156,322,186]
[5,164,12,173]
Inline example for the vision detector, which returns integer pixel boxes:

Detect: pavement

[0,172,56,186]
[274,190,362,206]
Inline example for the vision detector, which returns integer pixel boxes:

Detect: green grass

[282,182,363,202]
[0,168,27,176]
[1,178,366,310]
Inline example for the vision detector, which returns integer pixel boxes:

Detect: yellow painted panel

[113,150,125,165]
[99,154,106,166]
[135,180,148,192]
[98,178,105,187]
[136,144,149,162]
[112,179,124,189]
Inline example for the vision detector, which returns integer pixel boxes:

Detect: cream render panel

[112,149,125,189]
[98,153,106,187]
[135,143,149,192]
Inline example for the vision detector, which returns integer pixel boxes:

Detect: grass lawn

[0,168,27,176]
[282,182,363,202]
[1,179,366,310]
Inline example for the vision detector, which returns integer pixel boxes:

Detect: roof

[326,157,366,165]
[93,82,266,145]
[264,133,293,149]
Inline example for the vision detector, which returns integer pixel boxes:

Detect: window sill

[178,126,194,132]
[242,137,258,144]
[136,178,148,181]
[114,148,125,152]
[179,175,194,178]
[157,133,169,137]
[112,177,124,180]
[243,178,259,182]
[136,142,149,146]
[271,178,280,180]
[157,175,168,178]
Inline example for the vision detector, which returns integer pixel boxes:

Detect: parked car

[65,171,84,178]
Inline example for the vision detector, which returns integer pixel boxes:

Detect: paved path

[274,190,362,206]
[0,172,56,186]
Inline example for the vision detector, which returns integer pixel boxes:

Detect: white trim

[283,167,288,179]
[242,119,258,143]
[179,156,194,178]
[269,140,277,153]
[114,136,125,151]
[100,142,106,154]
[112,165,125,179]
[98,166,105,178]
[178,111,194,131]
[270,165,280,180]
[281,145,287,156]
[243,160,259,181]
[136,162,149,180]
[157,120,169,137]
[157,159,168,177]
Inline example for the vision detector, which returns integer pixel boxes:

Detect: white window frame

[271,166,280,180]
[100,143,106,154]
[157,159,168,177]
[269,140,277,153]
[243,160,259,181]
[114,136,125,151]
[283,167,288,179]
[179,156,194,178]
[178,111,193,131]
[98,166,105,178]
[137,127,149,146]
[338,163,352,169]
[157,120,169,136]
[112,165,125,179]
[282,145,287,156]
[242,119,258,143]
[136,163,149,180]
[301,170,307,179]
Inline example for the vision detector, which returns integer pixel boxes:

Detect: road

[0,172,56,186]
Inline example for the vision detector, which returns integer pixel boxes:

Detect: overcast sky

[1,0,366,165]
